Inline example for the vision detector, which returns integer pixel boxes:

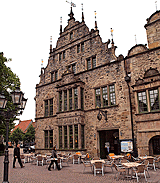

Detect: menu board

[121,140,133,152]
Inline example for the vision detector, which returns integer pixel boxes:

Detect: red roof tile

[12,119,34,133]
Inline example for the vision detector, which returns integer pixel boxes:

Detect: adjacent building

[35,8,160,157]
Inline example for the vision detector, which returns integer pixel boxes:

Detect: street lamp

[97,109,107,122]
[0,87,27,183]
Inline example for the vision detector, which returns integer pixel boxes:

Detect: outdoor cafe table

[23,153,34,163]
[111,155,124,160]
[139,156,154,160]
[90,160,105,164]
[90,160,105,173]
[122,162,141,179]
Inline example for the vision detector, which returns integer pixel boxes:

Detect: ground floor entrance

[149,135,160,155]
[99,129,120,159]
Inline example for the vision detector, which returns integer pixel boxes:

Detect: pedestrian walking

[48,146,61,171]
[13,143,24,168]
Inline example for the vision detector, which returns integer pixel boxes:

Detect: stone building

[125,10,160,156]
[35,7,160,157]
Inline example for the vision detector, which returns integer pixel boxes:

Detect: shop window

[44,130,53,149]
[64,126,67,149]
[59,126,62,149]
[74,125,78,149]
[81,125,85,149]
[69,125,73,149]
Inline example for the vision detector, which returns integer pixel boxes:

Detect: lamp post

[0,87,27,183]
[97,109,108,122]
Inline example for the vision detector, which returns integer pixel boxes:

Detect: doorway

[149,135,160,155]
[99,129,120,159]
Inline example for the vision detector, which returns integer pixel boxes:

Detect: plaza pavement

[0,148,160,183]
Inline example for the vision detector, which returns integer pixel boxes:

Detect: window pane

[81,125,84,149]
[45,100,48,117]
[149,89,159,111]
[74,125,78,149]
[95,88,101,107]
[64,126,67,149]
[51,73,54,82]
[63,51,65,59]
[49,99,53,116]
[109,85,116,105]
[64,90,67,111]
[81,88,84,110]
[102,86,108,107]
[69,125,73,149]
[77,44,80,53]
[137,91,148,113]
[74,88,78,109]
[59,53,62,61]
[87,59,91,70]
[59,91,62,112]
[59,126,62,149]
[92,57,96,68]
[55,71,58,81]
[49,130,53,148]
[70,32,73,39]
[45,131,48,148]
[72,64,76,74]
[69,89,72,111]
[81,43,84,52]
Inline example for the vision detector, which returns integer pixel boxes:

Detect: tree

[0,53,21,143]
[10,128,24,144]
[23,125,35,144]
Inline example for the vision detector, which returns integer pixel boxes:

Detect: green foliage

[23,125,35,143]
[0,53,21,139]
[10,127,24,144]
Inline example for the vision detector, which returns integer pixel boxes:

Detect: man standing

[13,143,24,168]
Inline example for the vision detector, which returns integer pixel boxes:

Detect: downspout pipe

[124,58,137,157]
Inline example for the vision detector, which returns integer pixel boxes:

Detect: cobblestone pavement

[0,149,160,183]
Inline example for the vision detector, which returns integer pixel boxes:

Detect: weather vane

[66,0,76,7]
[135,34,137,45]
[50,36,52,45]
[111,28,114,39]
[155,1,157,11]
[81,3,83,11]
[41,59,44,68]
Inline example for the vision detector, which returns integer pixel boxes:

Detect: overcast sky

[0,0,158,122]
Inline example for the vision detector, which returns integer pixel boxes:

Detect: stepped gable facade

[35,7,160,157]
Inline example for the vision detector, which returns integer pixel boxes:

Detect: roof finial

[94,11,98,30]
[60,17,62,34]
[50,36,52,54]
[111,28,114,47]
[41,59,44,68]
[155,1,158,11]
[81,3,84,22]
[135,34,137,45]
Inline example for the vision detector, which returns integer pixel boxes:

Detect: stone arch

[149,135,160,155]
[144,67,159,78]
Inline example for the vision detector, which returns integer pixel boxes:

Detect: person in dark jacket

[13,143,24,168]
[48,146,60,171]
